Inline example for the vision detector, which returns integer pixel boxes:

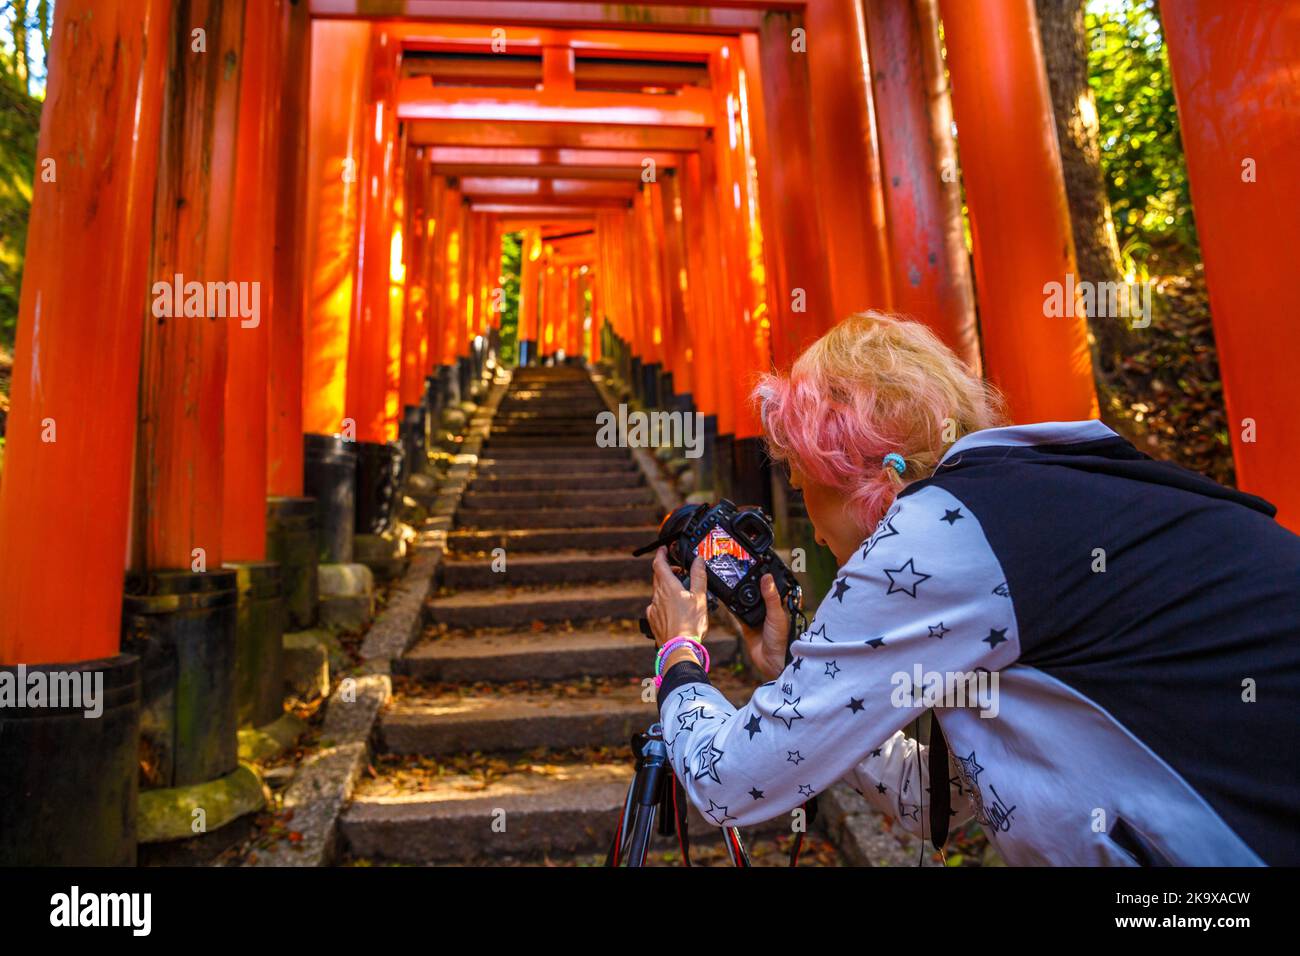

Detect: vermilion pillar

[0,0,172,664]
[348,27,398,446]
[136,0,246,573]
[659,172,692,400]
[384,131,407,443]
[400,148,430,409]
[223,0,283,562]
[865,0,980,371]
[939,0,1097,422]
[267,0,312,497]
[803,0,894,318]
[744,23,835,372]
[680,155,720,421]
[1161,0,1300,530]
[303,20,371,436]
[519,226,541,363]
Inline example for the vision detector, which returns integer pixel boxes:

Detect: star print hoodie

[658,421,1300,866]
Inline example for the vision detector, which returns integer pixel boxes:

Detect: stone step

[342,751,790,864]
[396,627,738,682]
[379,681,660,755]
[440,549,650,588]
[460,488,654,511]
[341,762,633,863]
[483,438,602,450]
[468,472,646,493]
[426,580,649,628]
[455,505,661,530]
[447,526,658,554]
[474,458,638,475]
[479,445,620,460]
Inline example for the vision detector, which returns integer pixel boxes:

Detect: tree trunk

[13,1,28,93]
[1035,0,1128,374]
[36,0,49,70]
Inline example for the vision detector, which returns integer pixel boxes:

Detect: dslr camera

[635,499,801,629]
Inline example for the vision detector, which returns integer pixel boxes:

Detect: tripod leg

[605,778,639,866]
[722,827,752,867]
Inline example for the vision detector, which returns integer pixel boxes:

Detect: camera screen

[695,525,756,590]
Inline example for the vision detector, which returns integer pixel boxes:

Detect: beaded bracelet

[654,636,711,687]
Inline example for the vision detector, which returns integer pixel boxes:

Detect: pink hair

[754,311,1005,528]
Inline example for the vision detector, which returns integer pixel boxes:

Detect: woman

[646,311,1300,866]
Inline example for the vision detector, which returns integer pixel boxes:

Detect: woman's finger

[652,546,685,592]
[690,556,708,596]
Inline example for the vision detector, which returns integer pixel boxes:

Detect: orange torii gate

[2,0,1297,867]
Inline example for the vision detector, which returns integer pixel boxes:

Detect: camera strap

[927,715,951,852]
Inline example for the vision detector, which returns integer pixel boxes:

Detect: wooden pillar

[383,128,407,443]
[135,0,246,573]
[864,0,980,370]
[267,0,312,497]
[681,152,723,423]
[939,0,1098,422]
[803,0,894,316]
[424,176,448,373]
[0,0,173,663]
[1161,0,1300,530]
[745,19,835,371]
[223,0,284,562]
[658,172,693,399]
[400,147,431,408]
[519,226,541,361]
[347,26,398,445]
[302,19,371,436]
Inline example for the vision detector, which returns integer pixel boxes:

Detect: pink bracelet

[654,636,710,687]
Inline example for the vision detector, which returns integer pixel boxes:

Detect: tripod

[604,722,752,867]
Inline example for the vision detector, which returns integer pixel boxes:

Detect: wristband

[655,636,710,686]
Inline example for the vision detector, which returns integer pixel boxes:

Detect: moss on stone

[137,763,265,844]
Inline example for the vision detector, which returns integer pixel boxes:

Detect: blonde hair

[754,311,1005,526]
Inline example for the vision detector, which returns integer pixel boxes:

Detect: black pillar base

[224,561,285,729]
[642,362,662,408]
[303,433,356,564]
[354,439,404,535]
[731,436,774,514]
[400,404,426,482]
[266,496,318,630]
[715,430,735,501]
[0,653,141,865]
[518,338,538,367]
[630,356,643,403]
[697,413,719,494]
[123,570,239,790]
[456,356,473,401]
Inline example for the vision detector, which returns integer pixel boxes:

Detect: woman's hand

[739,574,792,681]
[647,548,709,656]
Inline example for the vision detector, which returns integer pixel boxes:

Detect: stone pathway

[337,364,794,865]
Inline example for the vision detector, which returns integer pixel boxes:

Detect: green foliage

[1086,0,1198,266]
[1,1,49,350]
[497,231,523,366]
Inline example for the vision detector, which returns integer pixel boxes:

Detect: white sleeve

[841,729,977,837]
[657,484,1019,830]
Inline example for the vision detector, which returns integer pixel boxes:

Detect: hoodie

[657,421,1300,865]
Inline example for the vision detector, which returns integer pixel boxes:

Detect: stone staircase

[337,364,796,865]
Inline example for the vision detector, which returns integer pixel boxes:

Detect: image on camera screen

[695,525,756,590]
